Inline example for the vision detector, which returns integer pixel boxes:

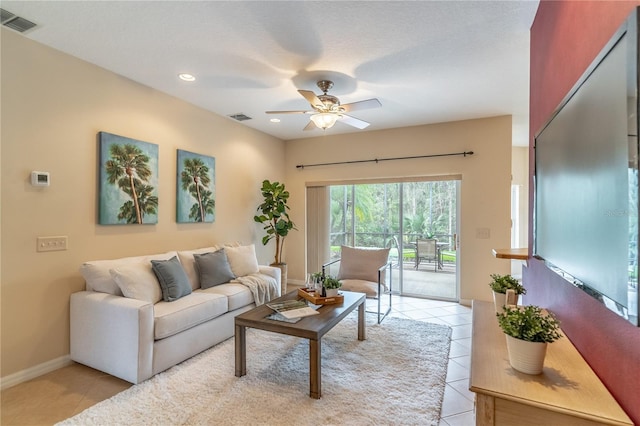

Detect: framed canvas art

[176,149,215,223]
[99,132,159,225]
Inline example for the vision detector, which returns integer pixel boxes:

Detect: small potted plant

[489,273,526,313]
[323,275,342,297]
[496,305,562,374]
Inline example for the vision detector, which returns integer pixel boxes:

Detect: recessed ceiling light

[270,118,281,123]
[178,73,196,82]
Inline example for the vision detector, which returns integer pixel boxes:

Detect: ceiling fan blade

[340,98,382,113]
[265,110,310,114]
[340,114,370,130]
[303,120,317,131]
[298,90,323,109]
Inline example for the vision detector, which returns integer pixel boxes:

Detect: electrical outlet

[36,236,68,252]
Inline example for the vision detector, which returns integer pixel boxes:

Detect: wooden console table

[469,300,632,425]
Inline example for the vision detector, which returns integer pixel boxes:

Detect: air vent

[228,113,252,122]
[1,8,15,22]
[1,8,37,33]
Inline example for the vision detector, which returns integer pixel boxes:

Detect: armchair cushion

[194,249,236,289]
[337,245,390,282]
[151,256,192,302]
[340,278,379,298]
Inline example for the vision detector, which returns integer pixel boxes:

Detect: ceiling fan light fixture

[310,112,339,130]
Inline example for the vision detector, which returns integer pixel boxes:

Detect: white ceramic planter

[505,335,548,374]
[493,289,518,313]
[325,288,339,297]
[493,291,506,313]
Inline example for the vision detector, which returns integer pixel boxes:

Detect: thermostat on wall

[31,171,50,187]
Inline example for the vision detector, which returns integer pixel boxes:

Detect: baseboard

[1,355,73,390]
[458,298,472,307]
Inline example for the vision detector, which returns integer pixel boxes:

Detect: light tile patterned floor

[2,294,475,425]
[378,295,475,425]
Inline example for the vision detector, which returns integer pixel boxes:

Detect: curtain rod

[296,151,474,169]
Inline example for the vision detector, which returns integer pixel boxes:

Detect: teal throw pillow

[151,256,192,302]
[194,249,236,289]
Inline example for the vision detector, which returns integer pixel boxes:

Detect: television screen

[534,8,638,325]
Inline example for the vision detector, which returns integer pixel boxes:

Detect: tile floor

[1,295,475,426]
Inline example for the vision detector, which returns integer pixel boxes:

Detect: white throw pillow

[337,245,390,282]
[80,251,176,295]
[109,262,163,304]
[225,244,260,277]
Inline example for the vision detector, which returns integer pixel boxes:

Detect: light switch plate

[37,236,68,252]
[476,228,490,239]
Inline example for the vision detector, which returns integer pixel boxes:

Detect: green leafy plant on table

[496,305,562,343]
[323,275,342,289]
[489,273,527,295]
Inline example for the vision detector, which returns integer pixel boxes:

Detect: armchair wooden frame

[322,259,393,324]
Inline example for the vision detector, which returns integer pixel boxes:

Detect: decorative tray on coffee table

[298,288,344,305]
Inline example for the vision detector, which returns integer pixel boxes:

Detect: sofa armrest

[70,291,154,384]
[258,265,281,288]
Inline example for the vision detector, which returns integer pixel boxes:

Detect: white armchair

[323,245,392,324]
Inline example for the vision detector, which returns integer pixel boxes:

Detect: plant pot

[505,335,548,375]
[325,288,339,297]
[270,263,288,295]
[493,289,518,313]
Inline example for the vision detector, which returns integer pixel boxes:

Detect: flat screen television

[534,7,638,326]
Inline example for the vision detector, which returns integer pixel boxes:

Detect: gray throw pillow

[194,249,236,289]
[151,256,192,302]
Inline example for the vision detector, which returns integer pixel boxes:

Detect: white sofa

[70,244,280,384]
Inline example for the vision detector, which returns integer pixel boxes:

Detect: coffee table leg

[235,324,246,377]
[358,301,366,341]
[310,338,321,399]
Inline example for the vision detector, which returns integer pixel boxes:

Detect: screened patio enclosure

[307,179,459,301]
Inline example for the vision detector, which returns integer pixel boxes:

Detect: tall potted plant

[254,180,297,294]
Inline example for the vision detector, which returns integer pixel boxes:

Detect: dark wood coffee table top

[234,289,365,341]
[235,289,366,399]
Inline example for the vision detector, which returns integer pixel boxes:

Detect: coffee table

[234,290,366,399]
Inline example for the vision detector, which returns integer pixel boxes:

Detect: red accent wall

[527,1,640,423]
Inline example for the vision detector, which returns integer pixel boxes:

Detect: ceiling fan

[266,80,381,131]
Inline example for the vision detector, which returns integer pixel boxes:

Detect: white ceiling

[2,1,539,145]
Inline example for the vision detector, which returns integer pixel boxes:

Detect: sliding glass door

[322,179,459,301]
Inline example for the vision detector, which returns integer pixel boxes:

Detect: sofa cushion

[153,292,228,340]
[198,283,254,311]
[109,262,163,304]
[194,249,235,289]
[151,256,192,302]
[177,246,218,290]
[80,251,177,295]
[225,244,260,277]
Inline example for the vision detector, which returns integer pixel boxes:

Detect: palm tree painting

[99,132,159,225]
[177,149,215,223]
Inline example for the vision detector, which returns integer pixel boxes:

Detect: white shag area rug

[59,315,452,426]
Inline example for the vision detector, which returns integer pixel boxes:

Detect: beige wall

[1,29,285,379]
[511,146,529,276]
[511,146,529,248]
[284,116,513,304]
[1,28,515,383]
